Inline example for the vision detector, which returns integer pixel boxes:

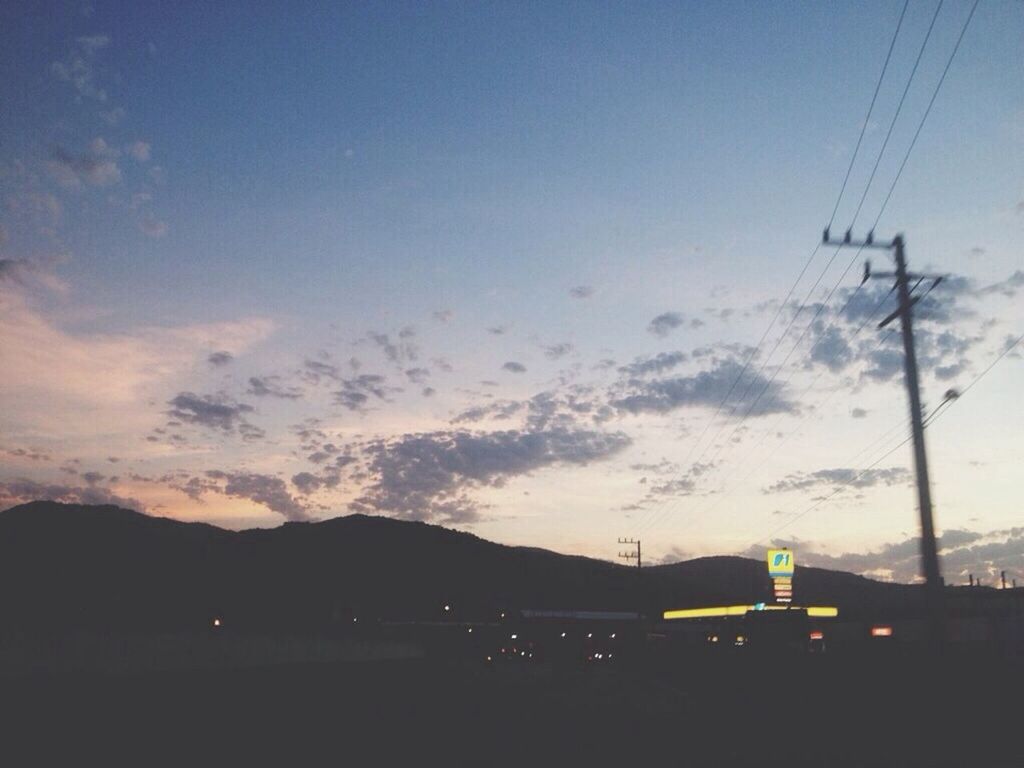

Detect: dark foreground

[2,653,1020,767]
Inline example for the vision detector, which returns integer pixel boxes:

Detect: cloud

[207,351,233,366]
[543,342,573,360]
[611,357,796,417]
[647,312,684,337]
[405,368,430,384]
[502,361,527,373]
[290,471,322,495]
[618,351,688,377]
[978,270,1024,299]
[166,392,263,439]
[333,374,392,411]
[352,426,631,524]
[48,141,121,188]
[569,285,594,299]
[451,400,524,424]
[0,258,69,294]
[204,470,310,521]
[2,447,51,462]
[809,325,853,372]
[367,328,418,365]
[851,407,868,419]
[487,326,506,336]
[50,35,111,102]
[740,527,1024,584]
[0,477,144,512]
[432,309,453,323]
[247,376,302,399]
[303,359,341,384]
[0,285,273,439]
[651,546,690,566]
[127,141,151,162]
[764,466,911,495]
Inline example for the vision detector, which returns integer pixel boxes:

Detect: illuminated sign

[663,605,839,620]
[871,625,893,637]
[767,549,795,577]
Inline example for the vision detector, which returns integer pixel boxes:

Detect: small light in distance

[609,633,616,639]
[443,604,451,612]
[560,632,566,638]
[809,631,824,641]
[871,625,893,637]
[213,618,221,628]
[468,627,473,633]
[510,633,517,639]
[587,633,593,638]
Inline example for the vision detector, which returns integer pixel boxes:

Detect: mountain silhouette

[0,501,921,633]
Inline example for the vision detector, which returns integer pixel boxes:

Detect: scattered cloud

[207,351,233,367]
[247,376,302,399]
[569,285,594,299]
[367,328,418,366]
[647,312,685,337]
[47,140,121,188]
[0,477,144,512]
[502,361,527,373]
[743,527,1024,584]
[50,35,111,102]
[543,342,573,360]
[127,140,151,162]
[166,392,263,439]
[352,426,631,524]
[764,466,911,495]
[204,470,310,521]
[618,351,688,377]
[333,374,393,411]
[611,357,796,417]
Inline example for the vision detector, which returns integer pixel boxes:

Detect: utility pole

[824,228,944,638]
[617,537,641,568]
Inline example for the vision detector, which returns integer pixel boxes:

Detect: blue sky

[1,1,1022,583]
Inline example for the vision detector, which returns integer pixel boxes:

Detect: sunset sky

[2,1,1022,583]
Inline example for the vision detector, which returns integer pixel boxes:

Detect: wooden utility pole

[617,537,641,568]
[824,229,944,637]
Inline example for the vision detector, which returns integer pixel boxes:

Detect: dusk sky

[2,0,1022,583]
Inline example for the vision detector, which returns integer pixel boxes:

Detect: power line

[827,0,912,230]
[650,2,982,548]
[628,4,920,536]
[649,292,898,539]
[748,331,1024,549]
[871,0,982,232]
[847,0,945,228]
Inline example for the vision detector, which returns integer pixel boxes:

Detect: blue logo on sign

[773,553,788,567]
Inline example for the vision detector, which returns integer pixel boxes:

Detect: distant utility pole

[618,538,641,569]
[824,228,944,633]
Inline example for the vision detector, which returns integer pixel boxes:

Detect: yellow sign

[767,548,795,577]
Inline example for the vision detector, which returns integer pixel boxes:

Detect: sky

[1,0,1022,584]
